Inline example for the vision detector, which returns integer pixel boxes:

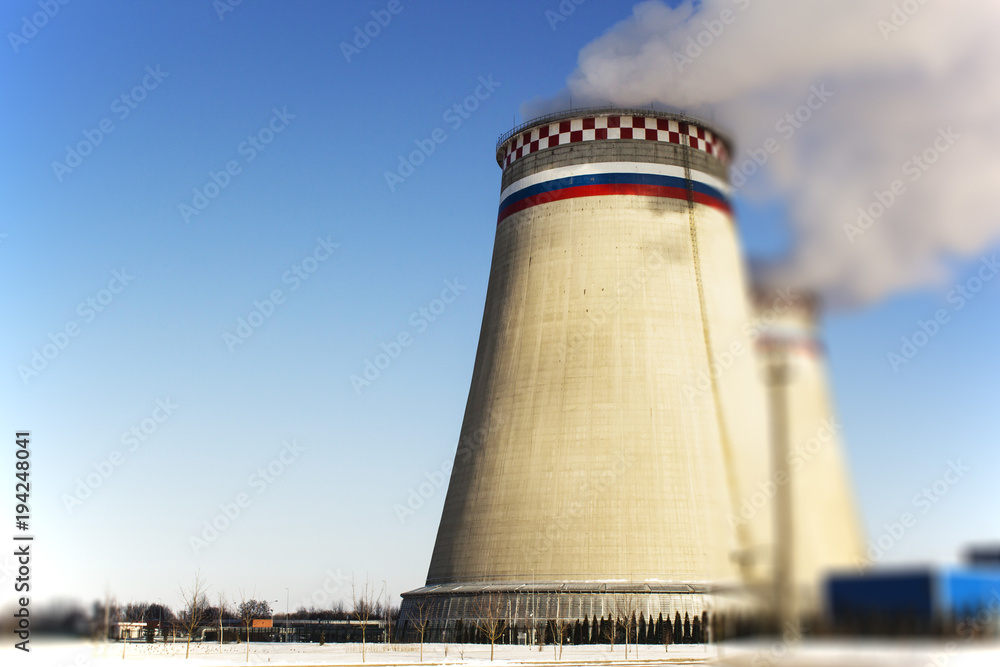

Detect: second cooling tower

[401,109,773,634]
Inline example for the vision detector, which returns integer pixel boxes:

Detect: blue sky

[2,0,997,611]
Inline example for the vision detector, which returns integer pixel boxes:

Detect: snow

[4,638,1000,667]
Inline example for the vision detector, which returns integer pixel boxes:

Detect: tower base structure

[397,582,756,643]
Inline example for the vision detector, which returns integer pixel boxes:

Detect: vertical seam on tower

[681,131,752,582]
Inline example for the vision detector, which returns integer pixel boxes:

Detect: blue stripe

[499,172,728,213]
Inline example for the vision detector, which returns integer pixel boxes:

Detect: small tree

[120,601,149,659]
[214,592,231,645]
[664,612,672,652]
[237,592,271,663]
[601,613,616,650]
[382,581,392,645]
[178,573,210,659]
[554,618,573,660]
[613,594,637,658]
[473,592,508,661]
[351,574,377,663]
[412,600,433,662]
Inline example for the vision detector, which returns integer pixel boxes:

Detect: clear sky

[2,0,998,613]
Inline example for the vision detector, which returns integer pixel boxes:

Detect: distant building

[204,619,389,644]
[827,567,1000,635]
[112,621,150,640]
[965,545,1000,567]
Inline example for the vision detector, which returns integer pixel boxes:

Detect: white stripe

[499,161,730,203]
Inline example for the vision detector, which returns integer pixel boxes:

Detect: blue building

[827,567,1000,635]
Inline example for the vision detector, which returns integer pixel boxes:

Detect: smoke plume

[523,0,1000,307]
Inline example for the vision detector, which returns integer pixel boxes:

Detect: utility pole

[382,579,390,644]
[103,593,111,643]
[271,599,279,643]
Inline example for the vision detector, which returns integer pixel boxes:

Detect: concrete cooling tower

[752,289,866,617]
[399,108,776,639]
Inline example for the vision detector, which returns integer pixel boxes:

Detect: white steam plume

[523,0,1000,307]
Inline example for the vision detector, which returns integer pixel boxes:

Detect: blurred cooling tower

[753,288,866,615]
[399,108,779,635]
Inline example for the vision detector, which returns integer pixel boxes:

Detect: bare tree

[613,594,637,659]
[473,592,508,661]
[120,599,148,659]
[92,595,114,643]
[352,574,377,663]
[553,619,571,660]
[601,613,617,652]
[554,619,573,660]
[216,592,229,645]
[237,590,271,663]
[411,600,433,662]
[551,596,574,660]
[178,573,210,659]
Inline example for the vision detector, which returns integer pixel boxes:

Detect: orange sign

[251,619,272,628]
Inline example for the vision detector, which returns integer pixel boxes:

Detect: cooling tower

[399,108,774,638]
[752,289,866,616]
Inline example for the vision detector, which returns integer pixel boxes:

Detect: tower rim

[495,106,733,167]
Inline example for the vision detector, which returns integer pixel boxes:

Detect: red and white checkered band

[500,115,729,169]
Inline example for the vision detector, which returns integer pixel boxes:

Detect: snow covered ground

[4,639,1000,667]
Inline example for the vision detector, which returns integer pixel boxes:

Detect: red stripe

[497,183,729,225]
